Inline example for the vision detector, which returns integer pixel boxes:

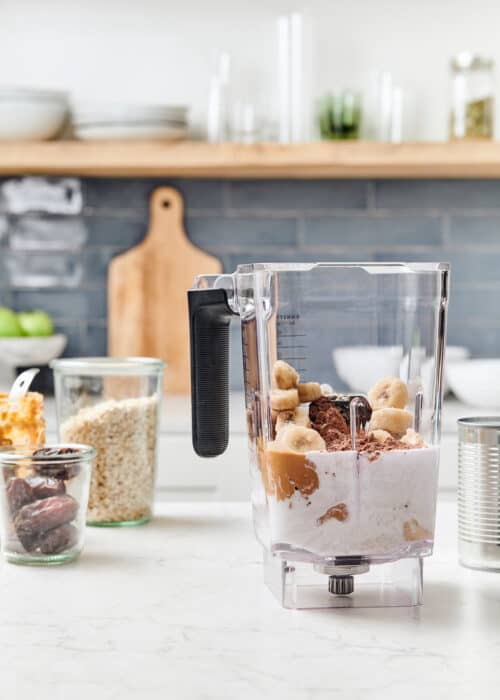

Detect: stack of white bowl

[71,102,188,140]
[0,87,68,140]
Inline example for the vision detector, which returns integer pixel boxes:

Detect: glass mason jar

[50,358,165,527]
[0,444,94,565]
[450,52,494,139]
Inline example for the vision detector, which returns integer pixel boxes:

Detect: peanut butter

[264,447,319,501]
[403,518,432,542]
[317,503,349,526]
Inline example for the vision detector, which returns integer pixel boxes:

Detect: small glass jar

[0,444,94,565]
[50,358,165,527]
[450,52,494,140]
[0,392,45,447]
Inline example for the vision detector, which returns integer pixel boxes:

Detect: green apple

[0,306,24,337]
[17,310,54,337]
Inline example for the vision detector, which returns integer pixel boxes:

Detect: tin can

[458,417,500,571]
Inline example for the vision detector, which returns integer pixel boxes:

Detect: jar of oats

[50,358,164,526]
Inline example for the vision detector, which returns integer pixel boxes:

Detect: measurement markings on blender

[277,316,308,372]
[277,333,307,338]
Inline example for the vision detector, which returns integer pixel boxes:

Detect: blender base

[263,550,424,609]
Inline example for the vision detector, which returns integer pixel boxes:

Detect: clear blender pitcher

[188,262,449,609]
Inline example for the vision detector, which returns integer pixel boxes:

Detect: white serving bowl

[444,346,470,390]
[70,101,188,123]
[334,344,470,396]
[447,359,500,408]
[0,334,67,366]
[421,345,470,396]
[0,335,67,389]
[333,345,403,393]
[73,123,187,141]
[0,88,68,140]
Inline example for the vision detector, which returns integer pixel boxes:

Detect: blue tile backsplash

[1,177,499,392]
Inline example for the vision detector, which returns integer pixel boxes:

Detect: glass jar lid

[50,357,166,376]
[0,443,96,466]
[451,52,494,70]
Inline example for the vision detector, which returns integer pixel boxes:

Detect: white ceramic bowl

[421,345,470,395]
[73,124,187,141]
[70,101,188,123]
[0,88,68,140]
[0,334,67,367]
[447,359,500,407]
[444,346,470,390]
[333,344,470,395]
[333,346,403,393]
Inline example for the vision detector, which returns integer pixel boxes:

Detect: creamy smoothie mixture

[263,362,439,559]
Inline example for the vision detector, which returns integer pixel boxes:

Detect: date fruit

[6,478,35,514]
[16,530,39,553]
[38,523,78,555]
[33,447,81,480]
[14,495,78,540]
[27,476,66,500]
[33,447,78,458]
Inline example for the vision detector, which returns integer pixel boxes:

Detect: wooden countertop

[1,140,500,178]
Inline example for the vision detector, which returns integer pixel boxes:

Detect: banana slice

[401,428,425,447]
[369,408,413,438]
[273,360,300,390]
[270,388,300,411]
[275,410,294,432]
[370,429,392,444]
[276,407,311,433]
[298,382,322,403]
[368,376,409,410]
[278,425,326,453]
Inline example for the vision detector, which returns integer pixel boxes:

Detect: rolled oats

[60,396,158,523]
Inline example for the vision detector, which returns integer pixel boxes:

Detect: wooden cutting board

[108,186,222,394]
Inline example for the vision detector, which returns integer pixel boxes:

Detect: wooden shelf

[0,140,500,178]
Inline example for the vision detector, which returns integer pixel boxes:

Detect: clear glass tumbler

[0,444,94,565]
[51,358,165,527]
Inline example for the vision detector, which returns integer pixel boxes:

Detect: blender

[188,262,449,609]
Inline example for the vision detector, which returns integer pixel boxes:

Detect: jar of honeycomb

[0,393,46,448]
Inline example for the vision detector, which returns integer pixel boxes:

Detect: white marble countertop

[1,496,498,699]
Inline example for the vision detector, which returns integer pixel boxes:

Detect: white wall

[1,0,500,140]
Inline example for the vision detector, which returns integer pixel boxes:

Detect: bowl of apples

[0,307,66,388]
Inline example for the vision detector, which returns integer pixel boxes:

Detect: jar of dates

[0,444,95,565]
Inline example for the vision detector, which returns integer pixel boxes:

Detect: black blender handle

[188,288,236,457]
